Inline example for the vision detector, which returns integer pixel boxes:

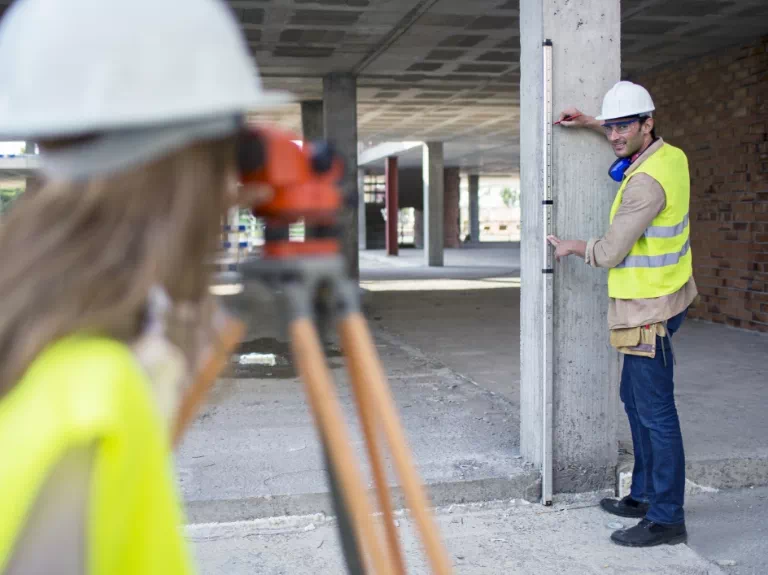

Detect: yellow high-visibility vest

[0,336,194,575]
[608,143,692,300]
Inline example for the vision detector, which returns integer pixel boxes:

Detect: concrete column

[414,209,424,249]
[323,74,359,279]
[422,142,444,267]
[469,174,480,243]
[519,0,621,493]
[298,101,324,243]
[357,168,367,251]
[443,167,460,249]
[385,156,399,256]
[23,142,42,195]
[301,100,324,141]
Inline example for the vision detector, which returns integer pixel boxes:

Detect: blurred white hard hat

[0,0,291,141]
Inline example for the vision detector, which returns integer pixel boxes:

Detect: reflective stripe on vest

[607,142,693,300]
[615,238,690,269]
[644,213,689,239]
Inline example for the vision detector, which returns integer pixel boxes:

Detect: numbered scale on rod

[541,39,555,507]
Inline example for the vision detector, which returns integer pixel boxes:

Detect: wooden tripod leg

[289,317,397,575]
[338,313,453,575]
[321,438,367,575]
[339,325,407,575]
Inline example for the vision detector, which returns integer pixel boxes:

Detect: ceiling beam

[351,0,443,75]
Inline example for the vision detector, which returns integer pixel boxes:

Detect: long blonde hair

[0,137,236,395]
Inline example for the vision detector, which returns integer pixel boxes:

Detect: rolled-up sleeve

[586,173,666,269]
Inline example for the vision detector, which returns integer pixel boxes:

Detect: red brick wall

[634,36,768,332]
[444,167,461,249]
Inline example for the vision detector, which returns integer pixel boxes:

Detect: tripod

[238,254,453,575]
[175,126,453,574]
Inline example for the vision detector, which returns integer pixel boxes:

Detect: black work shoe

[600,496,649,518]
[611,518,687,547]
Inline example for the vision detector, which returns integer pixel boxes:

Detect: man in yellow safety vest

[548,81,697,547]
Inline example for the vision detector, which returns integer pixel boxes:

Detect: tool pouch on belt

[610,323,666,358]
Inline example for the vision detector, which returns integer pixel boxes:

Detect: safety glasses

[602,118,645,136]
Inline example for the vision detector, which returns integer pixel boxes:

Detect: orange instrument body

[238,126,345,260]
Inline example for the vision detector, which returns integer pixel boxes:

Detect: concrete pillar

[422,142,444,267]
[298,101,324,244]
[24,141,43,195]
[385,156,399,256]
[301,100,324,141]
[519,0,621,492]
[323,74,359,279]
[469,174,480,243]
[444,167,460,249]
[357,169,367,251]
[414,209,424,249]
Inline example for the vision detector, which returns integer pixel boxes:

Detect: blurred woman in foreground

[0,0,289,572]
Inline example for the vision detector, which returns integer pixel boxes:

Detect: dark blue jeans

[620,310,687,525]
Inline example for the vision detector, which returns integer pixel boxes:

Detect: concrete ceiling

[233,0,768,173]
[2,0,767,174]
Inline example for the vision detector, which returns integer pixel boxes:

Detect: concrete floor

[178,267,535,523]
[359,246,523,404]
[360,246,768,491]
[189,494,731,575]
[686,486,768,575]
[360,244,520,281]
[180,245,766,571]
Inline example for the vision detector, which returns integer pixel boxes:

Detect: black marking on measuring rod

[542,200,553,205]
[543,39,553,46]
[542,269,554,274]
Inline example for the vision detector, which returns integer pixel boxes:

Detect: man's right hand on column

[557,108,604,134]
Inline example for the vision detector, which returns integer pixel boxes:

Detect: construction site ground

[179,245,767,574]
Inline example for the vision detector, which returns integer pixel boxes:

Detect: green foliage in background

[500,187,520,208]
[0,187,24,215]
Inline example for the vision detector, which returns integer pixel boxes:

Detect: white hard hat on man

[596,81,655,122]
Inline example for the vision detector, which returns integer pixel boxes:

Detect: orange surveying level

[238,126,345,259]
[230,125,454,575]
